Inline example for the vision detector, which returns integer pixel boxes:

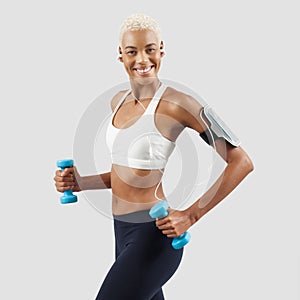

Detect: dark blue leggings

[95,210,183,300]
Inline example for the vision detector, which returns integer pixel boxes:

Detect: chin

[131,75,159,86]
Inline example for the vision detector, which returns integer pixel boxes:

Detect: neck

[130,77,161,100]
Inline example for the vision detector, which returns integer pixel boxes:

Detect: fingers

[155,214,182,237]
[54,181,77,192]
[155,217,169,227]
[55,171,74,182]
[164,231,178,238]
[60,167,74,176]
[157,222,179,238]
[162,228,176,237]
[156,218,175,233]
[156,222,171,230]
[54,168,77,192]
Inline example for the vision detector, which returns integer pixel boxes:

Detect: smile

[134,66,153,75]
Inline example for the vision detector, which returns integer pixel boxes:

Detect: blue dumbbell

[149,200,191,249]
[56,159,78,204]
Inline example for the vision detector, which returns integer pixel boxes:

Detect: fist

[54,166,81,192]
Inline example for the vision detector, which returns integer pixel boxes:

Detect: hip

[113,210,184,261]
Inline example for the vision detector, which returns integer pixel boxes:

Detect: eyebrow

[124,43,158,50]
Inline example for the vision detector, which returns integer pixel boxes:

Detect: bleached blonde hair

[119,13,161,44]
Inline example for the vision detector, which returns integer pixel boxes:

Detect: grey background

[1,0,299,299]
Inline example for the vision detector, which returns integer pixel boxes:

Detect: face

[119,30,164,80]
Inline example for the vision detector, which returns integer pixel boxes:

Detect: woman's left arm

[156,94,254,238]
[186,141,254,226]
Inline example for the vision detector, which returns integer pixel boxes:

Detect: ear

[160,41,165,57]
[118,46,123,62]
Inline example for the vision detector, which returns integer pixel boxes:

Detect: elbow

[227,147,254,175]
[246,158,254,174]
[240,154,254,176]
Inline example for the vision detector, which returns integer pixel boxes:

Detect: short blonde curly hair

[119,13,161,44]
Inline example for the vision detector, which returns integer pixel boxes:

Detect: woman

[54,13,254,300]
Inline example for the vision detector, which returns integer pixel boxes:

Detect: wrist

[185,204,202,225]
[76,175,86,191]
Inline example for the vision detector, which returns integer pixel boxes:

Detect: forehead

[121,30,160,48]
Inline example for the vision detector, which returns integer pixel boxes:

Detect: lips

[133,66,154,75]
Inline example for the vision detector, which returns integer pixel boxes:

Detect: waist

[112,193,164,216]
[110,161,166,216]
[113,209,154,223]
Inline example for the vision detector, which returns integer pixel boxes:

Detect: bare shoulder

[161,86,205,130]
[110,90,127,111]
[163,87,204,113]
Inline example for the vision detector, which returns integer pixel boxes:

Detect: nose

[136,51,148,64]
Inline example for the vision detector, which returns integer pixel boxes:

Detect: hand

[155,209,192,238]
[54,166,81,193]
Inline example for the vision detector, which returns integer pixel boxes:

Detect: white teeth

[136,67,151,73]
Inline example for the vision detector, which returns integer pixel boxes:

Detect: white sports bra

[106,83,175,170]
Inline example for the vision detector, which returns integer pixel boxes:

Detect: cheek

[154,55,162,63]
[123,59,134,69]
[154,58,162,68]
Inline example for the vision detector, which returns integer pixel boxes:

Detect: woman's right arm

[79,171,111,190]
[54,91,125,193]
[54,167,111,192]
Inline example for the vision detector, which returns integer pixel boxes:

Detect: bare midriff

[110,164,166,215]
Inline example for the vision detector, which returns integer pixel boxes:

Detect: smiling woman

[54,12,254,300]
[119,29,164,79]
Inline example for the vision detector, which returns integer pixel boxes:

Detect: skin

[54,29,254,238]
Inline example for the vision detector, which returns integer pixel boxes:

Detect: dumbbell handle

[149,200,191,250]
[56,159,78,204]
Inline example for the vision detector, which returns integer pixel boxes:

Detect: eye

[126,50,137,55]
[147,48,156,53]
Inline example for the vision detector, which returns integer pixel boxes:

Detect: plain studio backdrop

[0,1,299,299]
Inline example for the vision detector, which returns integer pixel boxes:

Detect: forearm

[186,155,253,224]
[79,172,111,190]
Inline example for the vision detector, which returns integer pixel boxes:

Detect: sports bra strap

[145,83,167,114]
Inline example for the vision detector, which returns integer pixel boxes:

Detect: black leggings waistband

[113,209,154,223]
